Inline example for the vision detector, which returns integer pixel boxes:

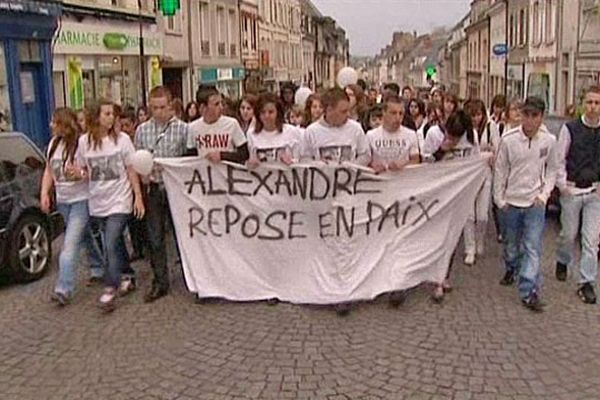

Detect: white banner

[157,156,489,304]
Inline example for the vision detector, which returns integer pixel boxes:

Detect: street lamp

[138,0,147,107]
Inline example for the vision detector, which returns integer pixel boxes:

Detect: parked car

[0,132,63,281]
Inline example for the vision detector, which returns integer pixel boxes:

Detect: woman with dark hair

[409,99,428,157]
[136,106,149,126]
[303,93,323,127]
[40,108,90,305]
[171,98,184,120]
[408,99,427,131]
[185,101,201,122]
[76,99,145,311]
[490,94,507,124]
[345,84,369,124]
[443,93,460,121]
[423,110,480,302]
[237,93,258,134]
[247,93,302,168]
[464,99,500,264]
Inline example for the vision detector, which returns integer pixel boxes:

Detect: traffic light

[158,0,180,16]
[426,65,437,81]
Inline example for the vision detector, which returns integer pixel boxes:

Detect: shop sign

[54,20,162,56]
[217,68,233,81]
[492,43,508,56]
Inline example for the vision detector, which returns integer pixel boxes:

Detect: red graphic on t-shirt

[197,134,230,149]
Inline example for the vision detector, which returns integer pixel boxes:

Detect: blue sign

[493,43,508,56]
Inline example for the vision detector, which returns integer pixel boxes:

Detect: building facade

[258,0,303,90]
[465,0,491,101]
[0,0,61,147]
[240,0,260,92]
[488,0,507,102]
[193,0,244,99]
[160,0,191,102]
[54,0,162,109]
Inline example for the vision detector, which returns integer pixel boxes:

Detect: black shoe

[521,292,545,312]
[85,276,103,287]
[555,262,567,282]
[499,270,515,286]
[195,296,225,304]
[389,290,407,308]
[144,286,169,303]
[577,283,597,304]
[266,298,279,306]
[335,302,352,317]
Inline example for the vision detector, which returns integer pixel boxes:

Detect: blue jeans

[85,222,104,279]
[55,200,90,295]
[502,205,546,299]
[91,214,132,289]
[556,192,600,284]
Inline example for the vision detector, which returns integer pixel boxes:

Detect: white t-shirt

[423,125,480,161]
[247,124,303,162]
[367,125,419,166]
[48,139,88,204]
[302,119,369,165]
[76,132,135,217]
[187,116,247,157]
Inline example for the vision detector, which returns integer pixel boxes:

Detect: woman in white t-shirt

[237,94,257,135]
[75,100,145,311]
[247,93,302,168]
[426,110,480,302]
[464,99,499,266]
[40,108,91,305]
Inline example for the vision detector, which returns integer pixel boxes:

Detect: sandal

[98,287,117,312]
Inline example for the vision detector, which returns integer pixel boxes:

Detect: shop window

[527,73,550,109]
[198,1,210,55]
[545,0,555,43]
[167,12,182,34]
[82,70,96,108]
[52,72,66,108]
[0,44,12,132]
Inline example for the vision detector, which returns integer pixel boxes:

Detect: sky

[311,0,471,56]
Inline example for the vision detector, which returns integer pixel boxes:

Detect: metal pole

[187,0,195,102]
[138,0,147,107]
[504,0,509,98]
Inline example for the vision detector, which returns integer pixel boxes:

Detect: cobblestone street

[2,217,600,400]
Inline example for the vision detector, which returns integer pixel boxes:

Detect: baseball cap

[521,97,546,114]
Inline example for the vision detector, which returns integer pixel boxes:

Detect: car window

[0,135,44,184]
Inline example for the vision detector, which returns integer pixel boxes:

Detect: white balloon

[130,149,154,176]
[294,87,312,106]
[337,67,358,88]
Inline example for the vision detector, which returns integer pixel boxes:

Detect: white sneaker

[464,253,476,266]
[118,277,136,297]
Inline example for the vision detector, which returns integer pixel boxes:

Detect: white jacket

[493,125,560,208]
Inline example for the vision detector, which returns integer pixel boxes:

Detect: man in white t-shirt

[302,87,370,166]
[367,95,420,173]
[301,88,370,317]
[187,86,249,164]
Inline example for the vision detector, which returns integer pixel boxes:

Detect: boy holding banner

[187,86,249,164]
[302,87,370,316]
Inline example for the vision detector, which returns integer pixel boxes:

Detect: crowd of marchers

[40,80,600,316]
